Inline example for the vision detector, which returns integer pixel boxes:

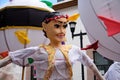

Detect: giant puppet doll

[0,0,55,80]
[78,0,120,61]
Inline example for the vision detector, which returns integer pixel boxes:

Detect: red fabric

[98,16,120,36]
[0,51,8,59]
[81,40,99,50]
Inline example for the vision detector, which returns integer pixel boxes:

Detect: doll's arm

[89,63,105,80]
[86,49,105,80]
[0,56,12,68]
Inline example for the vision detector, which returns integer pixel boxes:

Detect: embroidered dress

[9,45,93,80]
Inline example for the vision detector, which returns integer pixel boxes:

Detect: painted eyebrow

[57,21,67,24]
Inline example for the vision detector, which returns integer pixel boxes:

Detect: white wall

[56,6,91,80]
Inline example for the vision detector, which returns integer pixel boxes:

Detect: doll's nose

[60,28,65,33]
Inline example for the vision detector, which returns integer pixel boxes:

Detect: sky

[0,0,9,6]
[48,0,57,4]
[0,0,57,6]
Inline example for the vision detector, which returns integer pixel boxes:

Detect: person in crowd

[104,62,120,80]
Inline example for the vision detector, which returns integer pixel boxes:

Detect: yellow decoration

[40,44,72,80]
[68,13,80,21]
[15,30,30,44]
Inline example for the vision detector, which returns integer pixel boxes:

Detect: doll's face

[43,18,68,43]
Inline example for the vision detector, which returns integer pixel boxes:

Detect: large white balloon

[78,0,120,61]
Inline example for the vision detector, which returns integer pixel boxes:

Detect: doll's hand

[96,76,106,80]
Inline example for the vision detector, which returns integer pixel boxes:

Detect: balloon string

[22,66,25,80]
[22,29,28,80]
[22,59,25,80]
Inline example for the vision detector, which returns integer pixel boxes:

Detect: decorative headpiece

[43,12,69,23]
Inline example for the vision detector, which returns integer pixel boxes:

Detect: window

[93,51,113,75]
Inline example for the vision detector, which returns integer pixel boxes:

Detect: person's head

[42,12,68,43]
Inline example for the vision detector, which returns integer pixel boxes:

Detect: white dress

[104,62,120,80]
[9,45,93,80]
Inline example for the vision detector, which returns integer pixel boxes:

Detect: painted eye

[54,24,60,28]
[63,24,68,28]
